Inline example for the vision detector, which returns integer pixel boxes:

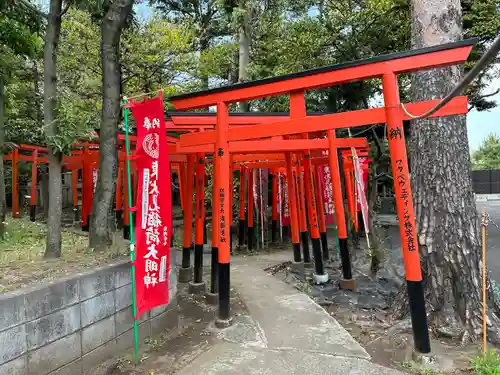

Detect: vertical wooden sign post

[215,102,232,326]
[382,72,430,353]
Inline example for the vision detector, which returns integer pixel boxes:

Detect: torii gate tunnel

[170,39,475,354]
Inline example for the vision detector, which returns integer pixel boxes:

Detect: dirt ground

[106,275,248,375]
[0,216,128,293]
[0,205,186,293]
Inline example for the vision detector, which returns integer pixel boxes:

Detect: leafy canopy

[472,134,500,170]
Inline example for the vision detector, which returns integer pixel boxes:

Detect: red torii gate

[166,113,366,300]
[171,38,475,354]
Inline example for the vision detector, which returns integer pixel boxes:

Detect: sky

[467,91,500,151]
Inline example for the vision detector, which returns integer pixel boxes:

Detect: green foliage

[472,349,500,375]
[122,13,195,94]
[53,9,195,149]
[472,134,500,170]
[0,17,41,58]
[198,42,237,82]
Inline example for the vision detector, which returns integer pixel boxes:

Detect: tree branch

[59,1,73,17]
[16,0,48,19]
[478,87,500,100]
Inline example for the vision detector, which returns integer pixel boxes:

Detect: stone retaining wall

[0,249,177,375]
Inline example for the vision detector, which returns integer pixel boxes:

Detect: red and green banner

[129,96,172,318]
[280,173,290,226]
[318,164,335,225]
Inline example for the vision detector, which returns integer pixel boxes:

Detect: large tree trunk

[43,0,63,258]
[89,0,133,250]
[200,36,210,89]
[405,0,500,343]
[0,75,6,239]
[237,0,250,112]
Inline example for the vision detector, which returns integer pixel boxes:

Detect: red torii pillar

[238,166,247,248]
[286,153,302,266]
[215,102,232,326]
[208,156,220,304]
[29,150,38,222]
[291,91,326,282]
[12,147,20,218]
[295,157,311,264]
[271,168,279,244]
[189,153,207,294]
[179,154,195,282]
[247,167,255,250]
[314,164,329,261]
[383,72,429,353]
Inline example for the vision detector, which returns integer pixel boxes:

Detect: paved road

[477,201,500,282]
[385,201,500,283]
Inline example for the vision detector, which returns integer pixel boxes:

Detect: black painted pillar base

[204,217,208,244]
[188,280,207,295]
[238,219,246,246]
[407,280,431,353]
[179,266,193,283]
[300,231,311,263]
[206,291,219,305]
[73,206,81,228]
[311,237,325,276]
[271,220,278,243]
[29,205,36,222]
[182,246,191,269]
[210,247,219,294]
[122,215,135,239]
[283,225,290,242]
[122,225,129,239]
[293,242,302,263]
[338,238,353,280]
[115,209,123,229]
[248,226,254,251]
[82,215,91,232]
[215,262,232,328]
[194,244,204,283]
[320,232,329,261]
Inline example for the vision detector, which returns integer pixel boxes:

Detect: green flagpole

[123,97,140,364]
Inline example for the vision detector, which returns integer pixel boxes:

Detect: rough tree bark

[0,75,6,239]
[200,36,210,89]
[89,0,133,250]
[399,0,500,344]
[237,0,250,112]
[43,0,63,258]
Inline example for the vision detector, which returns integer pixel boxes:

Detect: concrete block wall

[0,248,177,375]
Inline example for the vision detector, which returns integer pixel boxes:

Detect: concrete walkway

[175,253,404,375]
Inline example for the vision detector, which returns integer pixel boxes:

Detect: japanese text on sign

[219,188,226,243]
[129,95,172,318]
[143,159,168,288]
[322,166,335,215]
[395,159,416,252]
[283,177,289,218]
[307,172,319,229]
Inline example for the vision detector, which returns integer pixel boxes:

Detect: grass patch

[472,350,500,375]
[400,361,443,375]
[0,216,127,293]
